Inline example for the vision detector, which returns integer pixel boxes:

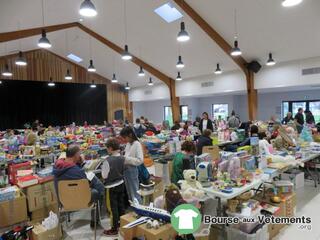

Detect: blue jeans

[90,176,105,222]
[124,166,142,203]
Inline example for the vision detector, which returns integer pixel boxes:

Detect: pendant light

[65,69,72,80]
[121,45,132,60]
[90,80,97,88]
[48,77,55,87]
[0,81,2,84]
[138,66,145,77]
[15,51,27,66]
[176,72,182,81]
[266,53,276,66]
[230,9,241,57]
[111,73,118,83]
[88,59,96,72]
[79,0,97,17]
[38,29,51,49]
[282,0,303,7]
[125,82,130,90]
[2,64,12,77]
[176,56,184,68]
[231,40,242,56]
[214,63,222,74]
[121,0,132,61]
[64,32,72,80]
[177,22,190,42]
[148,77,154,86]
[38,0,51,49]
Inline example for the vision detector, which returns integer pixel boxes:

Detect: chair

[58,179,98,240]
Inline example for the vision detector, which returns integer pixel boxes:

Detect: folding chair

[58,179,98,240]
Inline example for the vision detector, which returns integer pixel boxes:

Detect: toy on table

[196,162,213,187]
[180,169,205,199]
[164,184,186,213]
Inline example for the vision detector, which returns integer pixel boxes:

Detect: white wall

[129,83,170,102]
[176,71,246,97]
[255,56,320,90]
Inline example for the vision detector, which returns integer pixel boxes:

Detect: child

[101,138,125,236]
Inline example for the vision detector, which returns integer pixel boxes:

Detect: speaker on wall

[247,60,262,73]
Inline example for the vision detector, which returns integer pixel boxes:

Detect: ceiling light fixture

[15,51,27,66]
[122,45,132,60]
[90,80,96,88]
[88,59,96,72]
[65,69,72,80]
[230,9,242,56]
[177,22,190,42]
[111,73,118,83]
[231,40,242,56]
[148,77,154,86]
[48,77,55,87]
[38,0,51,49]
[266,53,276,66]
[176,56,184,68]
[125,82,130,90]
[38,29,51,49]
[214,63,223,74]
[79,0,97,17]
[138,66,145,77]
[176,72,182,81]
[282,0,303,7]
[2,64,12,77]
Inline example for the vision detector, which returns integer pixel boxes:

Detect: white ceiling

[0,0,319,87]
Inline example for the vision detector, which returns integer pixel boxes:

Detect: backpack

[137,163,150,185]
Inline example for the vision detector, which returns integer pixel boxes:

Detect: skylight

[67,53,83,63]
[154,3,183,23]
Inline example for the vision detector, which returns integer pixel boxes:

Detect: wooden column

[246,70,257,120]
[173,0,257,120]
[169,80,181,123]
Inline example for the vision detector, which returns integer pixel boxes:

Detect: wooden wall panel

[0,49,128,122]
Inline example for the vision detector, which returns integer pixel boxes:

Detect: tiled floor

[63,180,320,240]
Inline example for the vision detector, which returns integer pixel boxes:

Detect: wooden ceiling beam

[173,0,248,74]
[0,22,78,43]
[77,23,173,87]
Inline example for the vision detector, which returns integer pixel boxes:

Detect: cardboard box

[31,203,59,221]
[25,180,57,212]
[32,223,62,240]
[120,213,176,240]
[0,190,28,227]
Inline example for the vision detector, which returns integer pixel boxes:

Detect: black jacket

[196,136,213,156]
[199,119,214,132]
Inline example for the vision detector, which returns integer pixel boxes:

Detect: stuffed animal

[180,170,205,199]
[164,184,186,213]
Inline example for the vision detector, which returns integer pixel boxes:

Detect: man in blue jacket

[53,145,104,228]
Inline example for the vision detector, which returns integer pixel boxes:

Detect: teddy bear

[180,169,205,199]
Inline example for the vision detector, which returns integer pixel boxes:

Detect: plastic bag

[42,211,59,230]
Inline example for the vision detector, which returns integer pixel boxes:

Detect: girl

[120,127,143,203]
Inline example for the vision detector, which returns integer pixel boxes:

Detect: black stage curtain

[0,80,107,130]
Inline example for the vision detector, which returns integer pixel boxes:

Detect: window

[309,101,320,123]
[292,102,306,116]
[154,3,183,23]
[67,53,83,63]
[281,100,320,123]
[164,106,173,126]
[180,105,188,121]
[282,102,289,119]
[212,104,229,120]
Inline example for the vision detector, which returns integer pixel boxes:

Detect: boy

[101,138,125,236]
